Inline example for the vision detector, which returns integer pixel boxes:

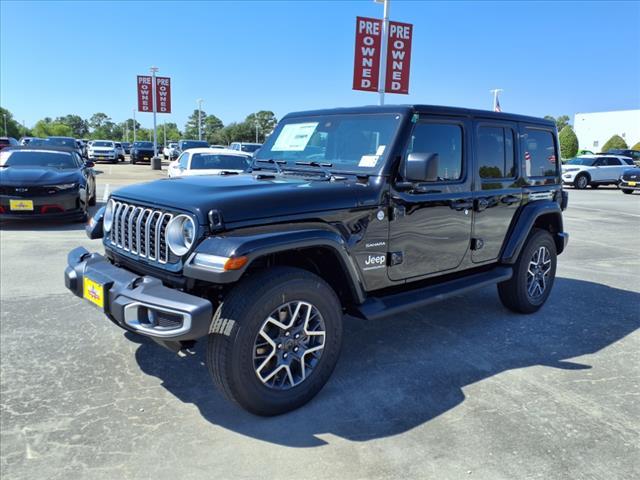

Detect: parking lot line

[102,183,110,203]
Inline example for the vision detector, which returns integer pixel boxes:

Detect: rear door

[604,157,624,180]
[471,121,522,263]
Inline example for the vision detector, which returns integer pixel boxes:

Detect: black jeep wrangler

[65,105,569,415]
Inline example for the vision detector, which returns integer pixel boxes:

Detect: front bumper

[90,153,117,162]
[64,247,213,341]
[619,180,640,190]
[0,191,84,219]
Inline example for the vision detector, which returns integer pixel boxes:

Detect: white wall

[573,109,640,152]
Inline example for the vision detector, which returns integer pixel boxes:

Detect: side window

[605,158,621,166]
[73,153,83,167]
[477,126,516,179]
[178,152,189,169]
[593,158,606,167]
[407,123,463,182]
[522,129,557,177]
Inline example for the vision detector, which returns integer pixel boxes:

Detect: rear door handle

[452,199,473,211]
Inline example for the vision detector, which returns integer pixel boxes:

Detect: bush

[631,141,640,150]
[601,135,628,152]
[559,126,579,159]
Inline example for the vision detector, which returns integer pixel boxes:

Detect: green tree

[184,109,205,140]
[630,141,640,150]
[212,122,254,145]
[55,114,89,137]
[88,112,111,130]
[559,126,579,159]
[0,107,26,138]
[203,115,223,143]
[245,110,277,143]
[160,122,182,142]
[544,115,570,132]
[601,135,628,152]
[32,119,74,138]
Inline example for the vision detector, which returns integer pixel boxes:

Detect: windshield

[45,137,76,148]
[241,144,261,153]
[181,141,209,150]
[93,141,114,147]
[169,143,178,148]
[255,113,402,173]
[134,142,153,148]
[1,150,76,168]
[190,153,251,171]
[566,157,596,166]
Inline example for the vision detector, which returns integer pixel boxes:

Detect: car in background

[177,140,209,154]
[167,148,251,178]
[121,142,132,155]
[114,142,125,161]
[229,142,262,155]
[1,137,21,151]
[0,146,96,221]
[606,149,640,164]
[88,140,118,163]
[19,137,43,146]
[619,166,640,194]
[561,155,634,189]
[130,141,155,164]
[209,144,226,149]
[162,142,179,160]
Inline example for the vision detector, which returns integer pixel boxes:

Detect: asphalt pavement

[1,164,638,480]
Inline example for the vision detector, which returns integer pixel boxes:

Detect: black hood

[0,166,80,186]
[112,173,381,225]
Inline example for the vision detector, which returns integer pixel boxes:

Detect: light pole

[197,99,203,140]
[163,121,167,149]
[150,66,159,157]
[374,0,390,106]
[2,114,6,136]
[255,121,259,143]
[132,112,136,142]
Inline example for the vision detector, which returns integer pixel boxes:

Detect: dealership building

[573,109,640,152]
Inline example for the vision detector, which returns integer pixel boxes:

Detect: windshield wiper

[294,161,337,180]
[218,170,240,176]
[254,158,286,175]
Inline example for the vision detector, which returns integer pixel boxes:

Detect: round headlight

[103,199,115,232]
[166,215,196,256]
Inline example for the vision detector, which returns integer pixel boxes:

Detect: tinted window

[190,153,250,170]
[622,158,635,165]
[477,126,516,178]
[605,158,621,166]
[134,142,153,148]
[46,137,76,148]
[181,141,209,150]
[240,144,261,153]
[178,152,189,169]
[567,157,596,166]
[0,150,77,168]
[93,141,114,147]
[522,129,557,177]
[407,123,463,181]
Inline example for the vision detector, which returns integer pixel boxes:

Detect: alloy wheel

[252,301,326,390]
[527,246,551,299]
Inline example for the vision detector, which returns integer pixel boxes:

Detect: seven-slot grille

[109,201,173,264]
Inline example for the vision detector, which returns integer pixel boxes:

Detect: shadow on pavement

[130,277,640,447]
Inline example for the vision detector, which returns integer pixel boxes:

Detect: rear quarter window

[522,128,557,177]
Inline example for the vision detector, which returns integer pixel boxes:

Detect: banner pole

[378,0,390,105]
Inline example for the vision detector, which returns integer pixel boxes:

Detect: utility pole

[2,114,6,136]
[197,98,203,140]
[163,121,167,148]
[150,66,159,157]
[255,121,259,143]
[125,121,128,143]
[133,109,137,142]
[490,89,503,112]
[375,0,390,106]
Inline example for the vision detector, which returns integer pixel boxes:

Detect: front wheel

[498,229,557,314]
[207,267,343,416]
[574,173,589,190]
[622,189,633,195]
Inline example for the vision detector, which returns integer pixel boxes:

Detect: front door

[471,121,523,263]
[388,117,473,281]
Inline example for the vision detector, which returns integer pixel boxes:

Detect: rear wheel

[207,267,343,416]
[498,229,557,314]
[574,173,589,190]
[622,189,633,194]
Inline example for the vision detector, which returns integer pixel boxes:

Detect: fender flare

[501,201,567,264]
[183,227,366,304]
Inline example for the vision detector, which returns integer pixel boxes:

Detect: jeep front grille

[109,201,173,264]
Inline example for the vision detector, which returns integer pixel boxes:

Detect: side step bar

[354,266,513,321]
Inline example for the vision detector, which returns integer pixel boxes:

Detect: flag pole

[490,88,503,111]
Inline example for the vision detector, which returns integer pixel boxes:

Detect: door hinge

[471,238,484,250]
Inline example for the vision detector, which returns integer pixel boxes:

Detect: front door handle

[501,195,521,205]
[452,199,473,211]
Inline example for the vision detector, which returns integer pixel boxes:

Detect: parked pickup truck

[65,105,569,416]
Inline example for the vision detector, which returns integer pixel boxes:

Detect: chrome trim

[123,302,192,337]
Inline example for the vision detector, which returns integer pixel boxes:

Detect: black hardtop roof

[285,104,554,127]
[3,145,76,154]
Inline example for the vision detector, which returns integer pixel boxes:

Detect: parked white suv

[562,155,635,189]
[88,140,118,164]
[168,148,251,178]
[163,142,179,160]
[114,142,125,162]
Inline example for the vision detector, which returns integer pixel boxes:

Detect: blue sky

[1,0,639,129]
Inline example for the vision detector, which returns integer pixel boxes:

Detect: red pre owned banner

[385,21,413,94]
[137,75,153,112]
[155,76,171,113]
[353,16,383,92]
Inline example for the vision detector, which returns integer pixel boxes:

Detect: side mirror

[403,152,439,182]
[85,161,95,168]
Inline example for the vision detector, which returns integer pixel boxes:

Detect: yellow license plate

[628,181,636,186]
[83,277,105,309]
[9,199,34,211]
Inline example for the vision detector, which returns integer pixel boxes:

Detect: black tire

[590,183,600,189]
[622,189,633,194]
[207,267,343,416]
[498,229,557,314]
[131,158,137,165]
[574,173,589,189]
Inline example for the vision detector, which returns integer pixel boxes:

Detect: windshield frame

[254,112,407,176]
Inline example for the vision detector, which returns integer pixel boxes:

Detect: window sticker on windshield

[359,155,379,167]
[272,122,319,151]
[376,145,386,156]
